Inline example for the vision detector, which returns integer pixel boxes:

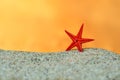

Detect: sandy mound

[0,48,120,80]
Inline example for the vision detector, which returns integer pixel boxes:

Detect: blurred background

[0,0,120,53]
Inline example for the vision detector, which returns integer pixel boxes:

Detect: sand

[0,48,120,80]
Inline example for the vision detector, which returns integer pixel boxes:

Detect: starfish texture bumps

[65,23,94,52]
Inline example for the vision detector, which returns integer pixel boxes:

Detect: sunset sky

[0,0,120,53]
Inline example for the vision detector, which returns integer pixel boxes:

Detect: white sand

[0,48,120,80]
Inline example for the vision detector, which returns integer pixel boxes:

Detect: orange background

[0,0,120,53]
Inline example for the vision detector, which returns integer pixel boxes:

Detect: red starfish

[65,23,94,52]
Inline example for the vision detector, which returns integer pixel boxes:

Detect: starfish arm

[76,43,83,52]
[66,42,76,51]
[81,38,94,43]
[65,30,76,41]
[77,23,84,38]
